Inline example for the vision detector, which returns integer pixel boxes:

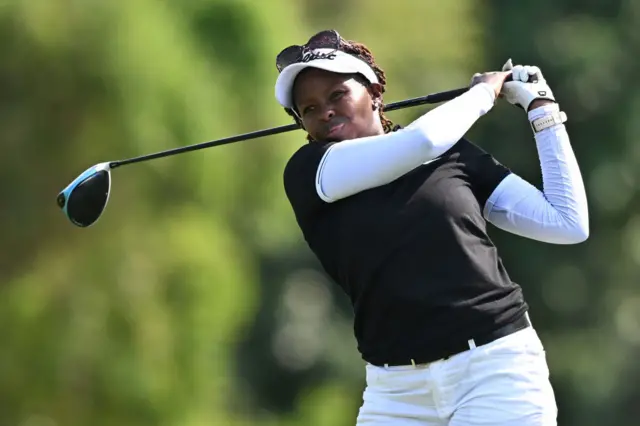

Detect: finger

[518,66,537,83]
[519,66,529,82]
[528,65,542,82]
[521,65,534,83]
[510,65,522,81]
[527,66,541,75]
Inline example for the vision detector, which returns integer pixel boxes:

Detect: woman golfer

[275,30,588,426]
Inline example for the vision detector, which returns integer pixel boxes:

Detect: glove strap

[530,110,567,133]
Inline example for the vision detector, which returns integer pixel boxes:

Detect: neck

[369,118,385,137]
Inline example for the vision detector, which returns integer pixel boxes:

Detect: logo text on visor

[301,50,337,63]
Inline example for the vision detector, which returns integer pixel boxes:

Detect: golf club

[56,85,474,228]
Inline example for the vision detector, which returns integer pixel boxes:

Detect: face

[292,68,384,142]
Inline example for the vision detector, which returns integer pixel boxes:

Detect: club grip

[504,72,538,83]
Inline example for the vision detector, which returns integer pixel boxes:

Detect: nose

[319,107,335,122]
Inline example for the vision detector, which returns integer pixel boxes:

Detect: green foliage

[1,0,638,425]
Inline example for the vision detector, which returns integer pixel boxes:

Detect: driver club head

[57,162,112,228]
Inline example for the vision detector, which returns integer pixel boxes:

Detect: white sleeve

[483,103,589,244]
[316,83,496,202]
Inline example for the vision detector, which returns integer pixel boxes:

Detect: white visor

[275,48,379,109]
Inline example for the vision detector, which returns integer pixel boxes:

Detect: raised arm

[483,64,589,244]
[316,74,505,203]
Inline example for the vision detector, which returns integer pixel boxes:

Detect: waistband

[368,312,532,367]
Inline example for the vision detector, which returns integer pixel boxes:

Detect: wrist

[529,105,567,134]
[471,82,496,107]
[527,99,556,112]
[528,102,560,121]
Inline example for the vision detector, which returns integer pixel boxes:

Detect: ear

[368,83,383,109]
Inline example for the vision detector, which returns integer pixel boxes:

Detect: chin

[325,127,355,143]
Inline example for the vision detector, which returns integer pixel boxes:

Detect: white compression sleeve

[483,103,589,244]
[316,83,496,202]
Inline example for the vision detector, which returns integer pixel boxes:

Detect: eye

[330,90,346,101]
[301,105,315,116]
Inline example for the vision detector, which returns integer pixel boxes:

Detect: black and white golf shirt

[282,84,588,366]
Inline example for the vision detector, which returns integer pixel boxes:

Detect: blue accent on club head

[57,163,112,227]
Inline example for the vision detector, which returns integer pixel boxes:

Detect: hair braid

[284,41,397,142]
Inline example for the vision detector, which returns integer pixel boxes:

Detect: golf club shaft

[110,86,470,169]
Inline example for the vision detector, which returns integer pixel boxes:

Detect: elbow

[567,225,589,244]
[541,211,590,245]
[561,219,590,244]
[575,221,590,243]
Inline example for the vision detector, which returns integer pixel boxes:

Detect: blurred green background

[2,0,639,425]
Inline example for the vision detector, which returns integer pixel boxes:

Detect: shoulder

[283,142,332,191]
[283,141,336,217]
[284,141,333,172]
[284,143,319,176]
[445,137,488,159]
[444,138,507,170]
[451,138,512,205]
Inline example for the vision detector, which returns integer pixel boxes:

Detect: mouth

[326,123,345,138]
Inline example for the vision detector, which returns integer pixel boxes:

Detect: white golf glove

[500,59,556,111]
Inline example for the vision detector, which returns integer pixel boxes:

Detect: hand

[469,70,512,100]
[500,59,556,111]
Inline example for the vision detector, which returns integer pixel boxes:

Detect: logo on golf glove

[500,59,556,110]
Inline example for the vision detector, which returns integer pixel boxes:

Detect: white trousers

[356,321,557,425]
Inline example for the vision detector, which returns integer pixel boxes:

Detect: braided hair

[284,41,398,142]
